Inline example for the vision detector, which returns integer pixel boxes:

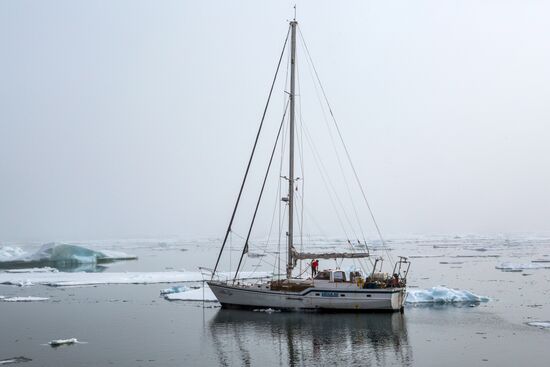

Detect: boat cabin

[314,269,363,283]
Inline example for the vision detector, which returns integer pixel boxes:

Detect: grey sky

[1,1,549,241]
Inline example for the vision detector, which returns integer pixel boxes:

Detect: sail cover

[291,246,369,260]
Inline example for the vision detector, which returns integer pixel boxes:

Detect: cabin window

[340,294,345,297]
[333,271,346,283]
[366,294,371,298]
[315,271,330,280]
[315,293,320,296]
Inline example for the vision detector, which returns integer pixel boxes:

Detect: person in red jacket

[311,259,319,277]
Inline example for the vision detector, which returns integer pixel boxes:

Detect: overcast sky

[1,1,549,241]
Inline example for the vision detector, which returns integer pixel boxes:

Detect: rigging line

[296,51,306,265]
[269,53,291,281]
[246,96,289,275]
[275,100,289,279]
[276,204,288,279]
[300,123,354,241]
[246,242,283,263]
[301,121,360,242]
[302,72,374,272]
[233,100,290,282]
[247,152,285,273]
[294,190,328,242]
[212,26,291,278]
[298,26,393,265]
[296,55,305,248]
[283,38,291,110]
[298,33,369,252]
[300,60,374,272]
[295,42,372,271]
[229,231,246,241]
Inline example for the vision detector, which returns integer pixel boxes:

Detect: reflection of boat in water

[209,309,412,366]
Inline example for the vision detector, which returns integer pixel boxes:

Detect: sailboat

[207,17,410,311]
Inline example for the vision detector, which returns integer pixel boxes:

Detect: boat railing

[198,266,273,285]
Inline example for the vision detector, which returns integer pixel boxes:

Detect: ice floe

[0,296,49,302]
[164,287,217,302]
[0,247,27,261]
[48,338,79,347]
[0,243,136,266]
[0,357,32,365]
[4,267,59,273]
[495,262,550,271]
[160,285,189,295]
[405,286,490,304]
[526,321,550,329]
[0,271,269,287]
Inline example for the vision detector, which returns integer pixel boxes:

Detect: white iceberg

[406,286,490,304]
[164,286,217,302]
[0,243,137,266]
[0,271,270,287]
[0,296,49,302]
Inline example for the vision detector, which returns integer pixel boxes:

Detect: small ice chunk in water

[406,286,490,304]
[0,357,32,365]
[526,321,550,329]
[48,338,78,347]
[160,285,189,295]
[0,296,49,302]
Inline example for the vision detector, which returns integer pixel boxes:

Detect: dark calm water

[1,235,549,366]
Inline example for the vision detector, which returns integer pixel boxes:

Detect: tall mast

[287,20,297,279]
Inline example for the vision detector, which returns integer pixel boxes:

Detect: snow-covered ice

[160,285,189,295]
[0,296,49,302]
[164,287,217,302]
[0,247,27,261]
[0,271,269,287]
[406,286,490,304]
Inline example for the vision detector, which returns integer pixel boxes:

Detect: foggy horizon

[2,1,550,242]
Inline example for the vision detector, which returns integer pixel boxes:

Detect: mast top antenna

[293,4,296,21]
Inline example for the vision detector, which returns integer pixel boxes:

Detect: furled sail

[290,246,369,260]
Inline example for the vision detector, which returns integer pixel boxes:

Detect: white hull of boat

[208,281,406,311]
